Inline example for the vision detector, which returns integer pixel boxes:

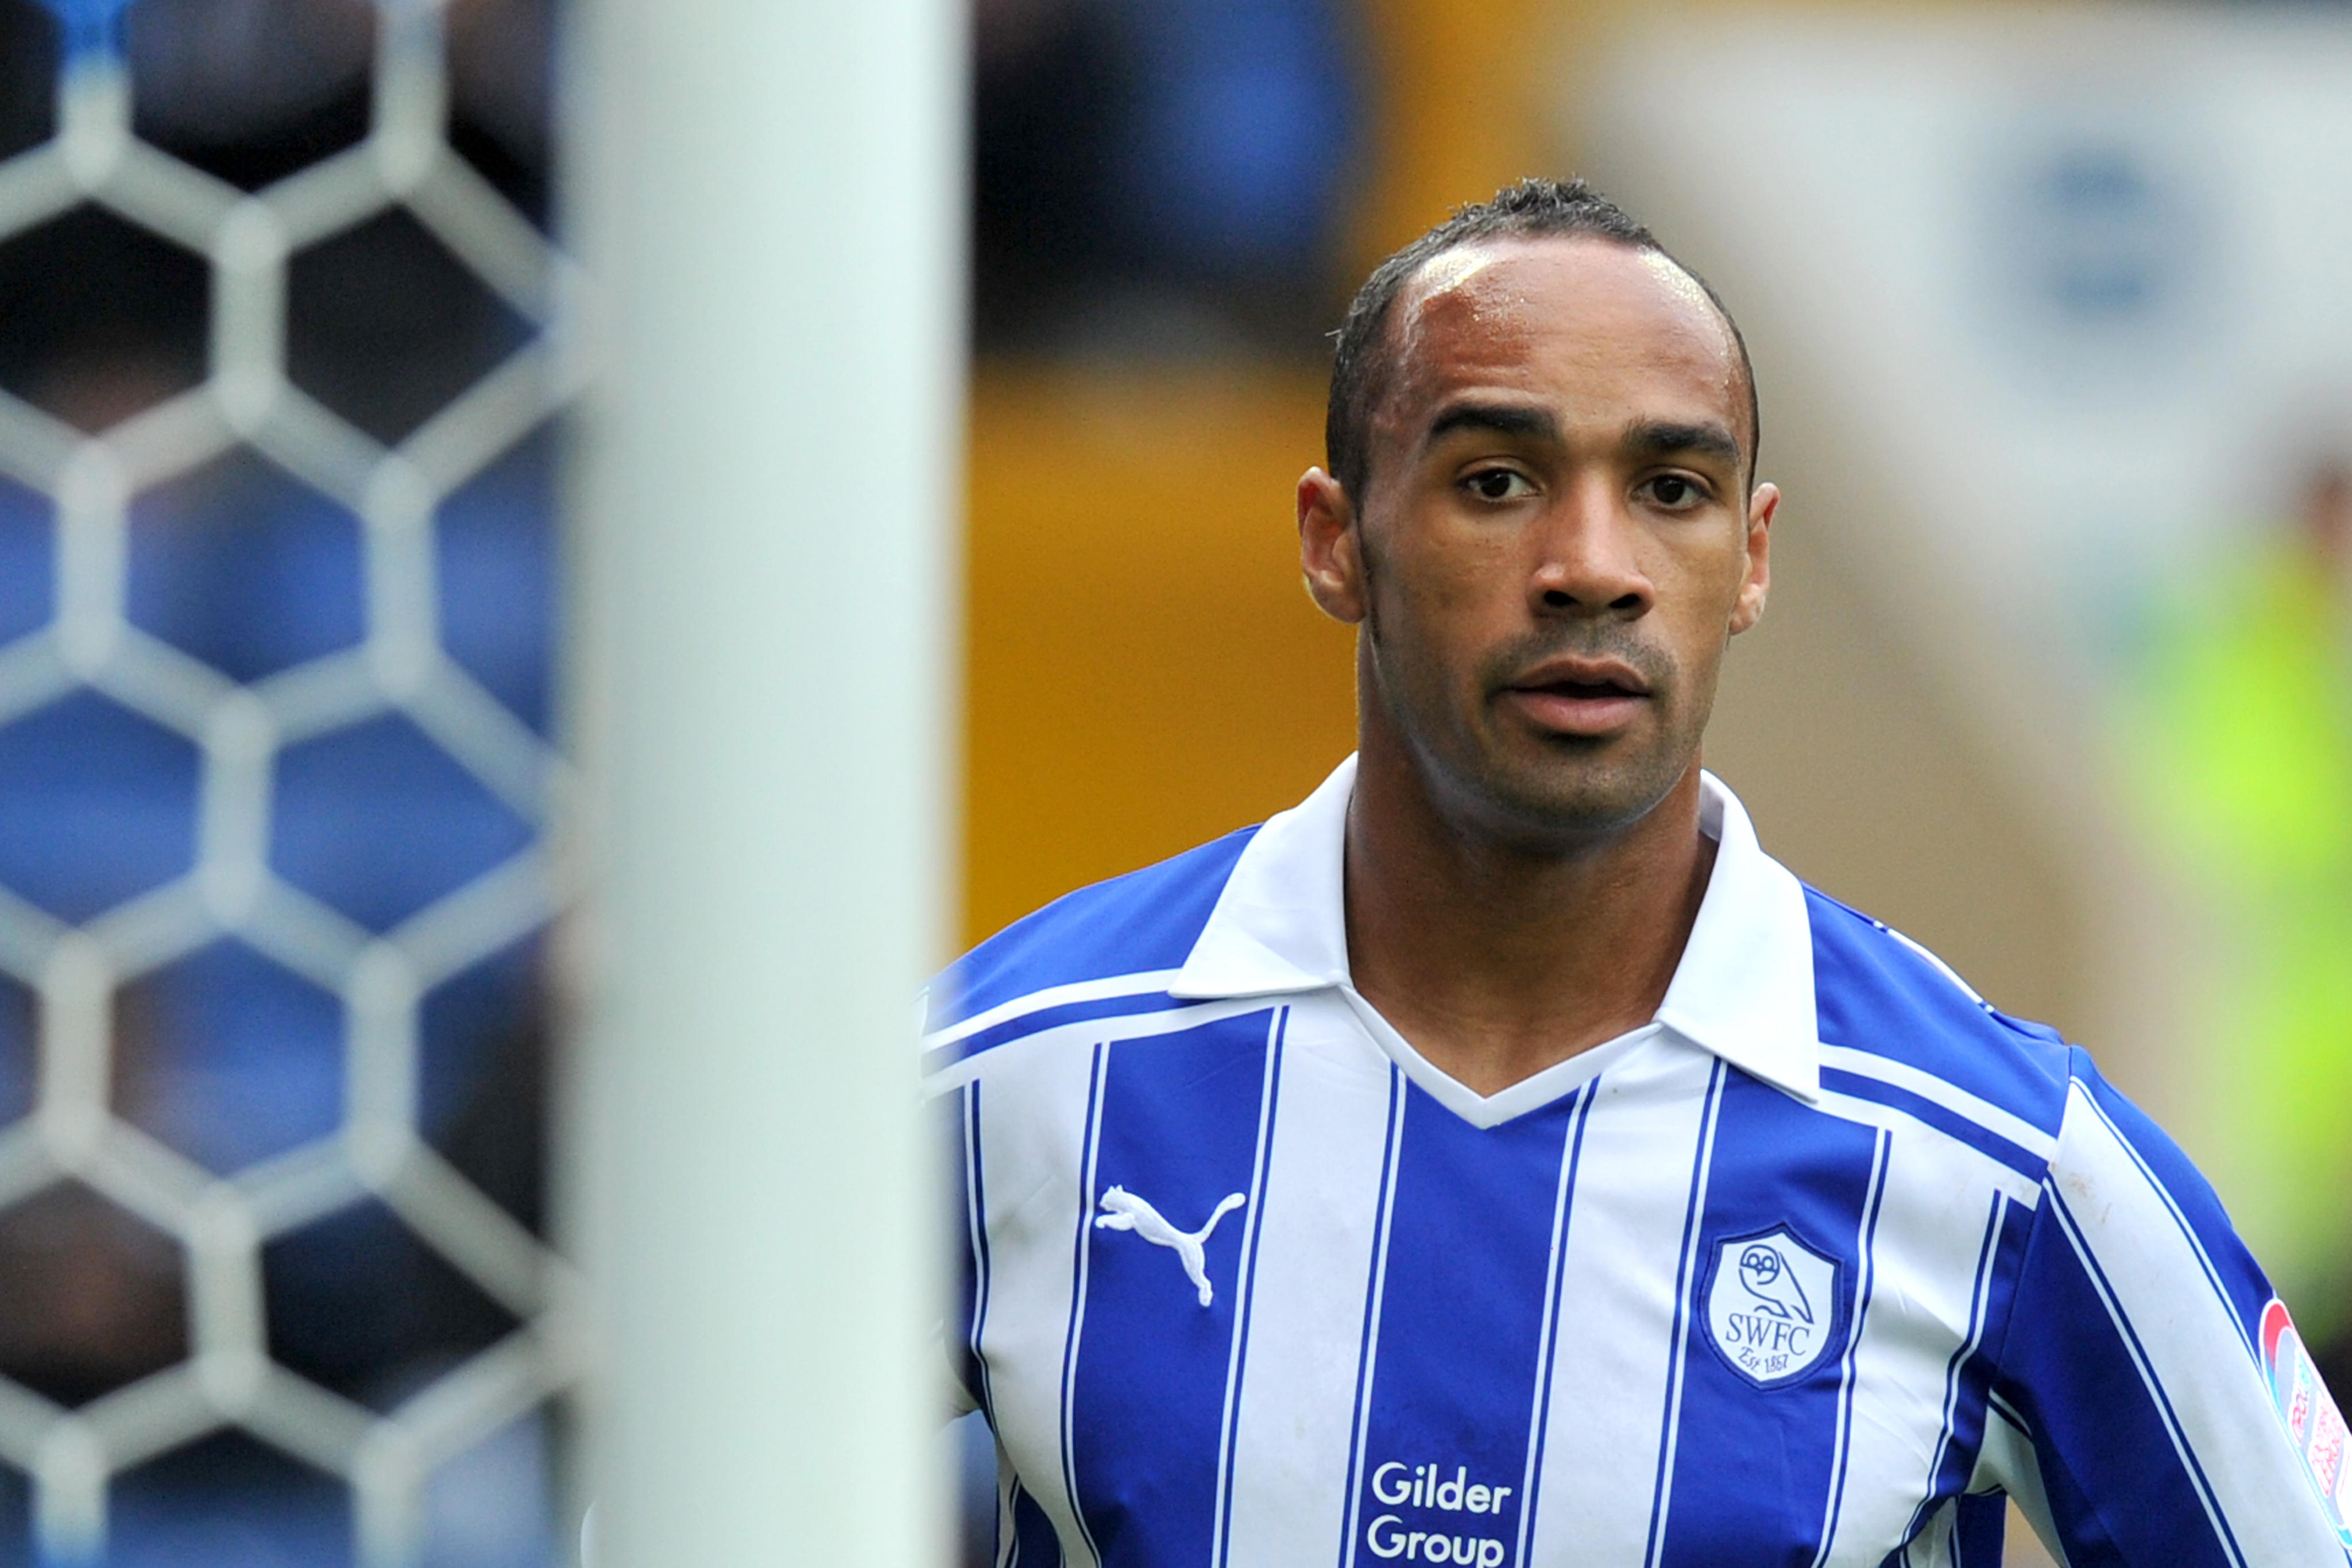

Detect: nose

[1529,479,1652,618]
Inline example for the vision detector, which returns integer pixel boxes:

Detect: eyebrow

[1424,401,1559,446]
[1623,419,1742,467]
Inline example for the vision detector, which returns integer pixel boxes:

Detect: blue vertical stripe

[1212,1008,1290,1568]
[1952,1492,2008,1566]
[2038,1187,2246,1568]
[1657,1065,1889,1567]
[1513,1080,1597,1568]
[1337,1065,1407,1568]
[1067,1011,1284,1566]
[1348,1081,1591,1568]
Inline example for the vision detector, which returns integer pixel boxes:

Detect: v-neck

[1336,985,1664,1129]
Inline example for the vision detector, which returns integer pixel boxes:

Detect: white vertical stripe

[1220,998,1400,1568]
[1338,1064,1411,1568]
[971,1040,1105,1564]
[1525,1040,1722,1568]
[1914,1197,2006,1528]
[962,1082,995,1419]
[2076,1090,2252,1358]
[1898,1499,1955,1567]
[1644,1059,1727,1567]
[1057,1045,1110,1568]
[1971,1409,2071,1568]
[2055,1082,2345,1566]
[1808,1129,1893,1568]
[1815,1132,2020,1566]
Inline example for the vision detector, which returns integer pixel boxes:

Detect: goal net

[0,1,582,1560]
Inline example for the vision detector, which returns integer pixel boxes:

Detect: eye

[1465,467,1534,502]
[1643,474,1708,509]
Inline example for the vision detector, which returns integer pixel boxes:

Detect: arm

[1977,1048,2351,1566]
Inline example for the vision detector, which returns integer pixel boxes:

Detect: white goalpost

[561,0,961,1563]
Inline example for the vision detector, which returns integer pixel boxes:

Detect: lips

[1499,657,1652,736]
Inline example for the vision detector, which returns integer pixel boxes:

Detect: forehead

[1380,237,1744,443]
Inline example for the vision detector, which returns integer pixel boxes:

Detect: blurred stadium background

[0,0,2346,1563]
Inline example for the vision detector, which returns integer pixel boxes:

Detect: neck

[1343,739,1715,1097]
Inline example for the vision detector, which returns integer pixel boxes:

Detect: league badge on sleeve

[2261,1298,2352,1546]
[1704,1226,1842,1387]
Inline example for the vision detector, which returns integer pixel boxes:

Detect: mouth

[1499,659,1652,737]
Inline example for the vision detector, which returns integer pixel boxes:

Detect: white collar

[1169,754,1821,1106]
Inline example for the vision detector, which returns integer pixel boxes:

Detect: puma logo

[1094,1186,1248,1306]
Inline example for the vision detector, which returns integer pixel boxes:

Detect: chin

[1461,745,1692,850]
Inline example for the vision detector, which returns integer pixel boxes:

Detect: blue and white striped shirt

[925,758,2352,1567]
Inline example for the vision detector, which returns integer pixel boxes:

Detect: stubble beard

[1363,595,1710,857]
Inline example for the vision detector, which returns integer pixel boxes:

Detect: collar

[1169,754,1821,1103]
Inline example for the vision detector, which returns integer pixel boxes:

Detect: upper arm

[1985,1051,2350,1566]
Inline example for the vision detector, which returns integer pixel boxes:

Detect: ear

[1728,481,1777,636]
[1299,467,1367,625]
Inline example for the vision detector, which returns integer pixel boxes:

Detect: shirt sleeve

[1976,1047,2352,1566]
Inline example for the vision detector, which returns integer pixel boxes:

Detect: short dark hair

[1324,177,1760,504]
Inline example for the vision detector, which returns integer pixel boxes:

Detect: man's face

[1301,237,1776,849]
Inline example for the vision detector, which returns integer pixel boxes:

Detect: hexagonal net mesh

[0,1,581,1562]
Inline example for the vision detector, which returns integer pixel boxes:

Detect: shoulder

[1801,885,2076,1169]
[1801,892,2273,1336]
[920,825,1260,1066]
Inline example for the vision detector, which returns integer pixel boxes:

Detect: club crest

[1704,1226,1842,1387]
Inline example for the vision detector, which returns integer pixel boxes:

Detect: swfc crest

[1703,1226,1842,1387]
